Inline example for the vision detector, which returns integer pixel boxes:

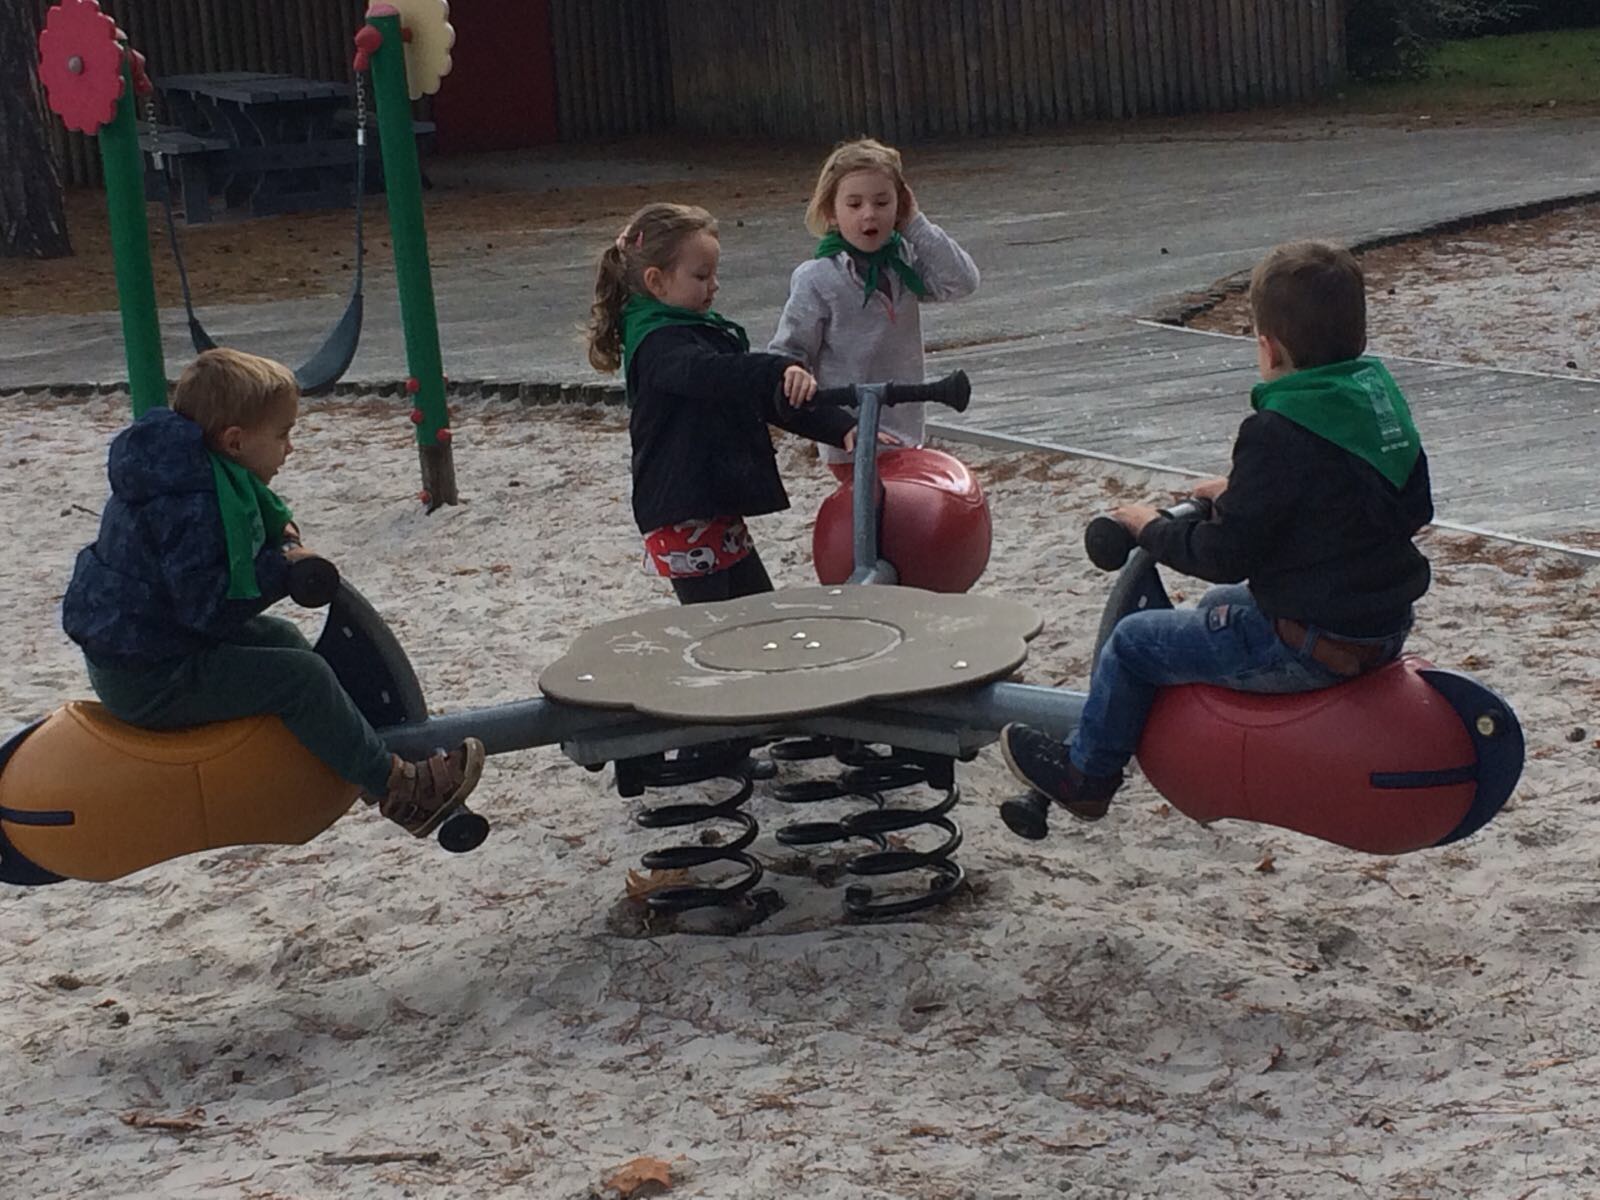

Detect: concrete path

[5,116,1600,388]
[930,321,1600,548]
[3,115,1598,549]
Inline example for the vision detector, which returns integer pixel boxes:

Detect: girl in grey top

[769,138,980,471]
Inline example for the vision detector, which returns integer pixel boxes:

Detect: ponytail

[586,244,631,373]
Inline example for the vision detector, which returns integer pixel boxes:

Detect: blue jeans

[1070,585,1409,778]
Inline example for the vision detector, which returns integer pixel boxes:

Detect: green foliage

[1343,28,1600,110]
[1348,0,1533,79]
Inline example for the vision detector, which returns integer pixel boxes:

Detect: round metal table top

[539,584,1042,723]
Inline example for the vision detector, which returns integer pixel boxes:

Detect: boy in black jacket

[1000,241,1433,829]
[587,201,860,603]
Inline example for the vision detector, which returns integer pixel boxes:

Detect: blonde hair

[172,348,298,438]
[804,137,910,237]
[1249,241,1367,369]
[586,202,719,373]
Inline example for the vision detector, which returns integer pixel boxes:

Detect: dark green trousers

[86,616,394,795]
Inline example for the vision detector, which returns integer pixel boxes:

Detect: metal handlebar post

[848,382,896,585]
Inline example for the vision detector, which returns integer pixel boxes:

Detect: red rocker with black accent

[1000,498,1523,852]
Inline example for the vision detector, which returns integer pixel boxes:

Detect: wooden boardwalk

[930,321,1600,554]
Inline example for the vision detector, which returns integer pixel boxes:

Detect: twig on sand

[119,1107,208,1134]
[319,1150,443,1167]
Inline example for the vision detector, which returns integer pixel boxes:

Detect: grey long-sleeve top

[768,212,979,465]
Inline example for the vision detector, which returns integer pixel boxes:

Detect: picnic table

[143,71,434,223]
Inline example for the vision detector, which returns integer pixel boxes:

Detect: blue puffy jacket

[62,408,292,664]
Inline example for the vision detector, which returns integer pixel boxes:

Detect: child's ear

[1256,333,1288,371]
[218,425,246,458]
[641,265,665,299]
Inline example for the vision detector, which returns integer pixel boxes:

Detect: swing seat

[1134,657,1522,854]
[0,702,359,885]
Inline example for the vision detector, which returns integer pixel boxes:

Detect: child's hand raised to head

[782,364,818,407]
[842,428,904,453]
[896,183,919,230]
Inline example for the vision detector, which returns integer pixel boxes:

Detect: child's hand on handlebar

[1111,504,1162,538]
[782,364,818,407]
[843,428,904,452]
[1190,476,1229,501]
[284,543,319,563]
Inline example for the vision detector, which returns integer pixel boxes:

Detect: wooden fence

[32,0,1345,186]
[549,0,673,141]
[661,0,1347,140]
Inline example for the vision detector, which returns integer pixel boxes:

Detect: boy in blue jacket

[62,349,484,837]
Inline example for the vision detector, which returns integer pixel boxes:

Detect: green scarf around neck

[208,452,294,600]
[815,230,930,307]
[1251,357,1421,489]
[620,294,749,374]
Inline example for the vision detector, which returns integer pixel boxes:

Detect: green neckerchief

[208,452,294,600]
[1251,357,1421,489]
[815,230,930,307]
[620,294,749,374]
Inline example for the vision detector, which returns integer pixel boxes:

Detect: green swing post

[363,6,457,510]
[101,58,167,418]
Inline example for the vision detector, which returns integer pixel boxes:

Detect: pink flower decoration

[37,0,127,135]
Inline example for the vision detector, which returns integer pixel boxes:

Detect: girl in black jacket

[587,202,860,604]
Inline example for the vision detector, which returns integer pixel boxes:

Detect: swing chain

[142,92,163,171]
[355,71,368,149]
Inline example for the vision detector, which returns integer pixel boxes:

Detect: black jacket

[626,324,856,533]
[1138,410,1433,638]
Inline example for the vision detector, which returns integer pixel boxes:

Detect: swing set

[36,0,458,504]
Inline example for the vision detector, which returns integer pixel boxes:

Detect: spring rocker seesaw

[1,377,1523,900]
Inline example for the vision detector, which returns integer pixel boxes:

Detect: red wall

[431,0,559,153]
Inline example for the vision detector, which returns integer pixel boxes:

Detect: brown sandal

[377,738,486,837]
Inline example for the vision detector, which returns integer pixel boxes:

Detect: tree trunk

[0,0,72,259]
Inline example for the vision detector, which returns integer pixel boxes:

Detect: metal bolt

[952,660,969,669]
[1476,714,1497,736]
[791,631,807,640]
[577,673,594,682]
[763,642,778,651]
[806,641,821,649]
[67,55,83,75]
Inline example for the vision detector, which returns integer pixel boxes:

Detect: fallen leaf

[603,1155,674,1198]
[1255,855,1276,873]
[1259,1044,1286,1073]
[625,868,694,900]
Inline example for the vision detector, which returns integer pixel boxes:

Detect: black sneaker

[998,723,1122,823]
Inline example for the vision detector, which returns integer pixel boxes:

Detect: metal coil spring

[768,741,965,918]
[614,753,764,913]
